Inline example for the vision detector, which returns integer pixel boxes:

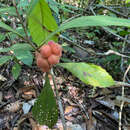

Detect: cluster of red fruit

[35,41,62,72]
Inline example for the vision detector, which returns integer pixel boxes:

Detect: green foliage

[0,21,24,38]
[0,0,129,128]
[0,43,33,52]
[58,63,115,88]
[32,74,58,128]
[0,56,13,66]
[126,0,130,3]
[0,43,33,66]
[59,15,130,30]
[11,63,21,80]
[0,33,5,42]
[17,0,30,10]
[14,50,33,66]
[62,43,76,53]
[43,15,130,43]
[0,7,17,16]
[28,0,58,46]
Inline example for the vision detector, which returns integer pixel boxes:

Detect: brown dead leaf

[22,94,32,100]
[4,101,22,112]
[18,86,35,94]
[65,106,79,121]
[24,89,36,97]
[68,86,79,98]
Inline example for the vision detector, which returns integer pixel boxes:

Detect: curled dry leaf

[22,94,33,100]
[23,89,36,98]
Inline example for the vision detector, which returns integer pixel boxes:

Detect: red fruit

[40,44,52,58]
[48,54,60,65]
[36,52,50,72]
[48,41,62,56]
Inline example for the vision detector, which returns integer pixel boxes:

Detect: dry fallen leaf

[4,101,22,112]
[65,106,79,121]
[23,89,36,97]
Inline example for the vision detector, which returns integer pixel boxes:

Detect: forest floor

[0,29,130,130]
[0,0,130,130]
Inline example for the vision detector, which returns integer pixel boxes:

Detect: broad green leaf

[0,56,12,66]
[28,0,58,46]
[43,15,130,43]
[32,74,58,128]
[27,0,39,15]
[0,33,5,42]
[58,62,115,87]
[0,7,17,16]
[0,21,24,38]
[12,63,21,80]
[59,15,130,31]
[14,50,33,66]
[0,43,33,52]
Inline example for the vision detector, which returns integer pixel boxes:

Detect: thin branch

[96,4,128,18]
[12,0,37,50]
[59,34,92,54]
[119,65,130,130]
[113,81,130,88]
[97,50,130,58]
[60,34,130,59]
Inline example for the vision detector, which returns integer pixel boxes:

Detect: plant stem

[50,69,67,130]
[12,0,37,50]
[119,65,130,130]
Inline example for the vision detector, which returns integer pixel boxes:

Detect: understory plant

[0,0,130,129]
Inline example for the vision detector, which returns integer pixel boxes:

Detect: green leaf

[27,0,39,15]
[0,7,17,16]
[0,43,33,52]
[0,21,24,38]
[126,0,130,3]
[11,43,34,51]
[58,62,115,88]
[32,74,58,128]
[0,56,12,66]
[28,0,58,46]
[0,47,10,52]
[14,50,33,66]
[43,15,130,43]
[59,15,130,31]
[12,63,21,80]
[0,33,5,42]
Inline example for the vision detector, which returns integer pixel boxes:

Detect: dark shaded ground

[0,41,130,130]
